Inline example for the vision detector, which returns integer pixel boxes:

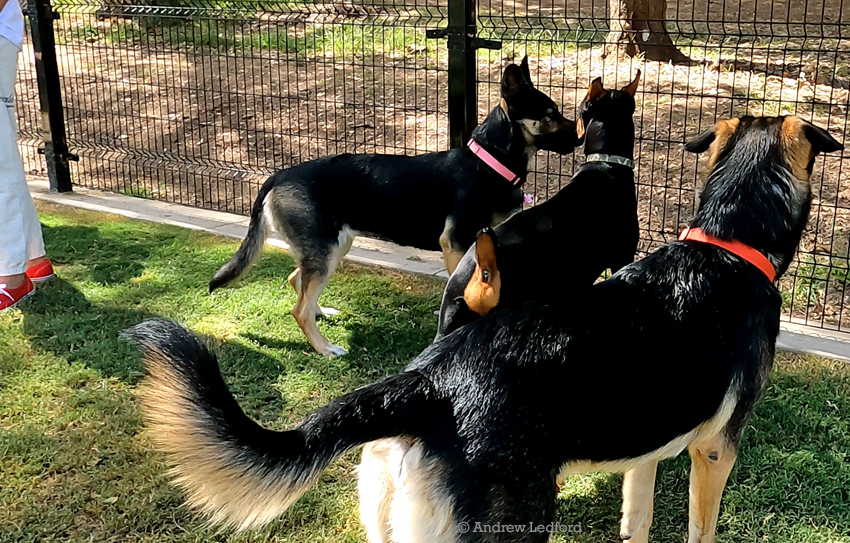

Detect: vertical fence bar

[445,0,477,148]
[26,0,75,193]
[430,0,499,148]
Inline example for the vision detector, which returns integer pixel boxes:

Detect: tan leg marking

[287,267,301,292]
[292,273,347,357]
[315,231,354,317]
[291,229,355,354]
[620,461,658,543]
[441,249,464,275]
[438,219,464,274]
[687,434,737,543]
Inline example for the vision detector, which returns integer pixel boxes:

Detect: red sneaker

[0,278,35,312]
[26,259,55,282]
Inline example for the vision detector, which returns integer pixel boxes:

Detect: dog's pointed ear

[576,116,586,140]
[463,228,501,316]
[499,97,510,118]
[586,77,607,103]
[686,118,740,154]
[621,69,641,98]
[474,228,498,274]
[519,55,534,88]
[685,127,716,153]
[799,119,844,154]
[502,63,530,101]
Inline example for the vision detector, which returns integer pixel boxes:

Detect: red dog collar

[679,227,776,282]
[468,139,521,185]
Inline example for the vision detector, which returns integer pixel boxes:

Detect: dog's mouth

[536,127,581,155]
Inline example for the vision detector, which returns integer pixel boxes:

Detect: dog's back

[438,73,642,339]
[484,163,637,302]
[270,150,528,251]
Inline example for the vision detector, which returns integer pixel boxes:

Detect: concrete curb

[28,178,850,362]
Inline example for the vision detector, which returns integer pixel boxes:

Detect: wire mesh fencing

[14,0,850,332]
[15,30,43,181]
[476,0,850,331]
[20,0,450,215]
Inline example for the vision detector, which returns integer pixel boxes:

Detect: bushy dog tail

[124,319,438,532]
[209,177,274,292]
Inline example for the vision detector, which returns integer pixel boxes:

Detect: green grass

[65,17,439,59]
[68,18,601,58]
[2,203,850,542]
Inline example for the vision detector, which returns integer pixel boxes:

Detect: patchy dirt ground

[13,0,850,330]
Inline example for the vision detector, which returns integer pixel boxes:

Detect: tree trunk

[604,0,691,64]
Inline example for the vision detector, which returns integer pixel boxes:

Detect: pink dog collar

[468,139,521,185]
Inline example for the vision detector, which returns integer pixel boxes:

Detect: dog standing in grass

[208,57,581,357]
[130,116,842,542]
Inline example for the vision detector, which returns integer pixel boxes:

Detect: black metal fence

[14,0,850,333]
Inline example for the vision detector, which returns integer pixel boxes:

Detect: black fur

[209,57,581,291]
[124,318,442,485]
[139,117,843,540]
[210,180,273,292]
[437,80,641,338]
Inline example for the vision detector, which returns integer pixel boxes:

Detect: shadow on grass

[13,221,291,384]
[15,217,440,390]
[18,277,150,379]
[40,224,150,285]
[549,358,850,542]
[8,210,849,542]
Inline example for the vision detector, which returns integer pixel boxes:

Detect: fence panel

[23,0,449,215]
[14,0,850,332]
[16,25,44,180]
[477,0,850,332]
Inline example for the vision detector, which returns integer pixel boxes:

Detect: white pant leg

[0,35,45,276]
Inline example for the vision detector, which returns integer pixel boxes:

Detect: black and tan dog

[436,72,641,339]
[129,116,842,542]
[208,57,580,356]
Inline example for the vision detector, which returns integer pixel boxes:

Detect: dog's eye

[482,270,490,283]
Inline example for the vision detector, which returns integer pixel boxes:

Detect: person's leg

[0,35,46,291]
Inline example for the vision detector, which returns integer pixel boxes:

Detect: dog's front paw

[318,306,341,317]
[324,343,349,357]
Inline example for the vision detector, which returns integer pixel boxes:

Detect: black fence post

[429,0,500,149]
[26,0,76,193]
[446,0,476,149]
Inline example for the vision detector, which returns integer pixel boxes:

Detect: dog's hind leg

[292,267,346,357]
[387,443,457,543]
[313,228,354,318]
[439,219,466,275]
[291,230,355,355]
[687,434,737,543]
[358,439,412,543]
[620,461,658,543]
[289,265,338,318]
